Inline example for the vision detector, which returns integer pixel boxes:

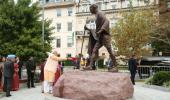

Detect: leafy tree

[151,0,170,56]
[111,3,157,57]
[0,0,54,62]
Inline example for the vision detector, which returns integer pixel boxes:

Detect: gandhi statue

[85,4,118,72]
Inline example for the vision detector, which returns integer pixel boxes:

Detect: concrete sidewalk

[0,85,65,100]
[0,83,170,100]
[130,84,170,100]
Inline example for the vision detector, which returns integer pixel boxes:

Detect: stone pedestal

[53,71,134,100]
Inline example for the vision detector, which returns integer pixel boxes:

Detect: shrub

[145,76,153,85]
[152,71,170,86]
[163,81,170,89]
[98,59,105,68]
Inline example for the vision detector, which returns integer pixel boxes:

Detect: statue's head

[90,4,98,14]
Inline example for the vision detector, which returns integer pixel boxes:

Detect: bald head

[52,51,58,56]
[90,4,98,14]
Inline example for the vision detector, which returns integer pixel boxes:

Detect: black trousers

[27,72,35,88]
[3,77,12,96]
[130,71,136,85]
[18,68,22,79]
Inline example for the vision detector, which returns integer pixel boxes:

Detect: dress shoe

[6,94,12,97]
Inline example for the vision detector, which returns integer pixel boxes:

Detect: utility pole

[42,0,45,48]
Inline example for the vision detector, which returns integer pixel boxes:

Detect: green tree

[111,4,157,57]
[0,0,54,61]
[151,0,170,56]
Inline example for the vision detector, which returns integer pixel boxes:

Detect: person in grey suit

[3,55,15,97]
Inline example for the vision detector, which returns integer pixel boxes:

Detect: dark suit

[18,61,23,79]
[128,58,137,85]
[26,60,36,88]
[3,61,14,96]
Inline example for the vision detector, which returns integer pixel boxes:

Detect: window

[65,0,72,2]
[97,3,102,10]
[112,4,116,9]
[86,20,96,30]
[110,18,118,27]
[110,0,117,2]
[144,0,150,4]
[56,0,61,2]
[45,0,55,3]
[127,3,131,7]
[67,36,73,47]
[68,22,72,31]
[56,37,61,48]
[56,23,61,32]
[68,8,73,16]
[56,9,61,17]
[46,0,50,3]
[67,54,72,57]
[118,0,125,2]
[82,5,86,12]
[167,2,170,8]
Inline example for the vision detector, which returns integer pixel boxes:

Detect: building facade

[36,0,77,57]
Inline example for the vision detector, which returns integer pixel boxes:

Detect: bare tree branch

[150,36,170,45]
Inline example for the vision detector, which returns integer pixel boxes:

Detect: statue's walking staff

[79,17,88,69]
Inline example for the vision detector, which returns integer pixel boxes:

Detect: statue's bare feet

[83,66,92,70]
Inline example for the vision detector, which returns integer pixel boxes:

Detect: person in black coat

[128,55,137,85]
[3,55,15,97]
[26,57,36,88]
[16,57,23,79]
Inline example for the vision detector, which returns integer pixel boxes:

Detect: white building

[35,0,77,57]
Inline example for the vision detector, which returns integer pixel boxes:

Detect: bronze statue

[85,4,118,72]
[84,27,98,70]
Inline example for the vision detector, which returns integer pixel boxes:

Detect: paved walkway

[0,83,170,100]
[131,84,170,100]
[0,85,65,100]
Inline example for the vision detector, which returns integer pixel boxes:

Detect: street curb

[142,84,170,92]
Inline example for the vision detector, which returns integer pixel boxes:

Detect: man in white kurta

[44,51,67,94]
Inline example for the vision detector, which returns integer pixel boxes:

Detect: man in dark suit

[128,55,137,85]
[26,57,36,88]
[16,57,23,79]
[3,55,15,97]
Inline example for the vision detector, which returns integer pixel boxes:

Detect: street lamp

[42,0,45,48]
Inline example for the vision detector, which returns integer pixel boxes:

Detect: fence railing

[137,66,170,79]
